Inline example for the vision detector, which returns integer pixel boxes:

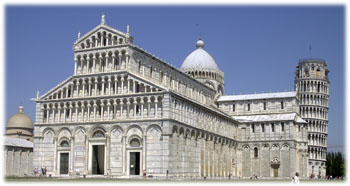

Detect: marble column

[101,79,105,96]
[93,56,96,73]
[107,102,111,120]
[87,104,91,121]
[58,106,61,123]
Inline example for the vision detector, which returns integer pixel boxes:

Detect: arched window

[60,140,70,147]
[254,147,259,158]
[130,138,140,147]
[92,130,105,138]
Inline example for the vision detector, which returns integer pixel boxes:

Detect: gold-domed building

[5,105,34,142]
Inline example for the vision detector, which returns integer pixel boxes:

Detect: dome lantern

[196,38,205,48]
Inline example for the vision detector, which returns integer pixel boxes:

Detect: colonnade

[300,106,328,120]
[41,95,163,124]
[305,120,327,133]
[296,80,329,94]
[184,69,224,84]
[47,75,160,100]
[298,94,329,107]
[308,134,327,147]
[72,49,215,106]
[79,30,126,50]
[75,50,129,75]
[309,147,327,160]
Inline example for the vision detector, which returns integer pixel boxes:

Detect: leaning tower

[295,59,330,178]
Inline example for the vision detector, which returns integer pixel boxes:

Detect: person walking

[292,172,300,184]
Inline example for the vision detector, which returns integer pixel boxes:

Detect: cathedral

[32,14,329,179]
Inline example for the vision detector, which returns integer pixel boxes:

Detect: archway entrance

[92,145,105,175]
[129,152,140,175]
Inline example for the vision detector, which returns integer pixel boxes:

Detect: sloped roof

[218,91,297,102]
[232,113,307,123]
[4,137,33,148]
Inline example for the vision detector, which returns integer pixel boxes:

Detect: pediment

[37,71,167,102]
[73,24,133,51]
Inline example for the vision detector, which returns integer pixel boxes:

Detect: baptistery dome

[6,105,34,141]
[181,39,219,71]
[7,105,33,129]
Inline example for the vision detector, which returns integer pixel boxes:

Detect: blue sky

[5,6,345,152]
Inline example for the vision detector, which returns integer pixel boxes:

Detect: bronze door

[60,153,69,174]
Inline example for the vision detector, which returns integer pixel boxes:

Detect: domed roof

[7,106,33,129]
[181,38,220,71]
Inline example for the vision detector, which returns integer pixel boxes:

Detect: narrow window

[271,123,275,132]
[43,111,47,119]
[254,147,258,158]
[150,67,153,78]
[281,101,284,109]
[261,124,265,132]
[160,71,163,83]
[251,124,255,133]
[247,103,251,111]
[135,84,140,93]
[232,104,236,112]
[263,102,267,110]
[138,61,142,73]
[136,105,140,114]
[281,122,285,132]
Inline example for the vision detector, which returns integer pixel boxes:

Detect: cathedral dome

[181,39,219,71]
[6,106,33,129]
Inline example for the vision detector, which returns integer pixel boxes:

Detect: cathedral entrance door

[59,153,69,174]
[92,145,105,175]
[129,152,140,175]
[273,168,278,177]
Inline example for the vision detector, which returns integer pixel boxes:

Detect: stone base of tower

[308,159,326,179]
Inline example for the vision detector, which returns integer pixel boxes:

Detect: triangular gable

[38,76,73,100]
[74,24,133,50]
[38,71,167,101]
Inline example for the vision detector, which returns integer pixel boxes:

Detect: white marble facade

[33,15,328,179]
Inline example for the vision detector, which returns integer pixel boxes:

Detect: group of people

[33,167,47,177]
